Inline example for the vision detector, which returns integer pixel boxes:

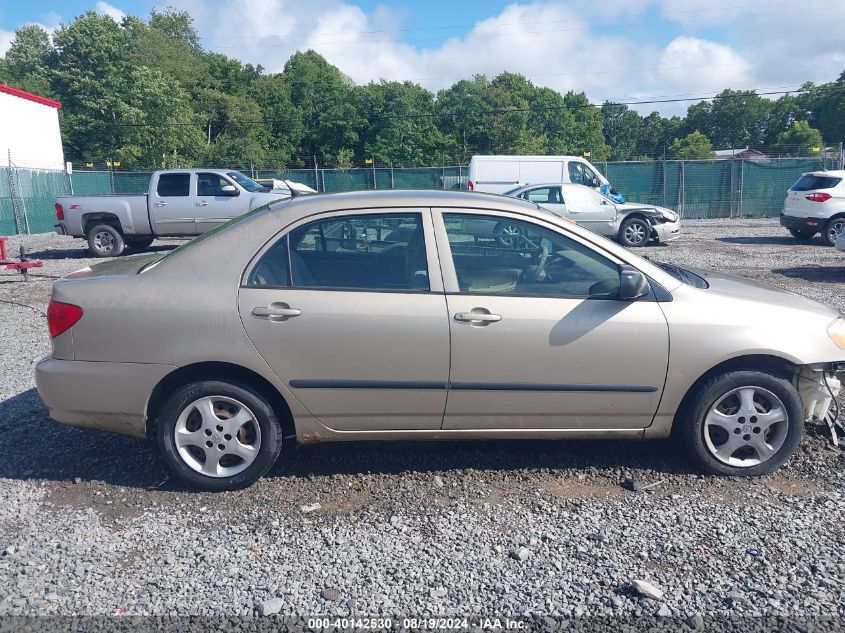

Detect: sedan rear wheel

[680,370,803,476]
[156,381,283,490]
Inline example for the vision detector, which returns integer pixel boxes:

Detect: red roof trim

[0,84,62,109]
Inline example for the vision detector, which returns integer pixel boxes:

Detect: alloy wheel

[93,231,115,253]
[703,386,788,467]
[174,395,261,477]
[827,219,845,244]
[624,222,647,245]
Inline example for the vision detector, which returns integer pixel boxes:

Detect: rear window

[791,175,842,191]
[157,173,190,197]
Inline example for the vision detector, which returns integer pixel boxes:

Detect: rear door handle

[154,201,167,207]
[197,201,209,206]
[252,305,301,319]
[454,312,501,323]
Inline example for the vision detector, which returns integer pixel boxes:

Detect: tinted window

[443,213,620,297]
[525,187,562,204]
[792,175,842,191]
[227,171,266,193]
[246,238,289,287]
[156,173,190,197]
[283,213,428,291]
[197,173,232,196]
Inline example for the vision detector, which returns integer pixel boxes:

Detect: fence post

[390,166,395,189]
[662,160,667,208]
[313,156,319,192]
[372,158,377,190]
[738,159,744,218]
[729,157,734,219]
[679,160,685,218]
[108,158,115,194]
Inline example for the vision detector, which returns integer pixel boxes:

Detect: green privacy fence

[0,158,838,235]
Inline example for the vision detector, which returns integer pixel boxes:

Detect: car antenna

[283,179,302,197]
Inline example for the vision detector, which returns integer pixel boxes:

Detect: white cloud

[656,36,751,93]
[0,29,13,56]
[96,1,126,23]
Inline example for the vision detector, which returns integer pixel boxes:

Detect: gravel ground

[1,221,845,625]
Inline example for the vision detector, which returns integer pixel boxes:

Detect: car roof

[266,189,541,217]
[510,183,596,191]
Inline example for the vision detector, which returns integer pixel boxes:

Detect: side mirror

[591,177,600,187]
[221,185,239,196]
[618,265,649,301]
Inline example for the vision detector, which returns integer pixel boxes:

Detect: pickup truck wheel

[87,224,125,257]
[618,217,650,247]
[125,237,154,251]
[155,380,283,491]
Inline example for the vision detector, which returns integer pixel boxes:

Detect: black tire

[787,228,814,241]
[155,380,284,491]
[821,217,845,246]
[86,223,125,257]
[679,370,803,477]
[125,237,154,251]
[618,216,651,247]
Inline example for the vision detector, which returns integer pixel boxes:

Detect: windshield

[653,261,708,288]
[502,186,523,196]
[226,171,267,192]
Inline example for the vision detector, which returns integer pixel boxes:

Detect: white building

[0,83,64,170]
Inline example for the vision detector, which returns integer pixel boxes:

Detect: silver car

[36,191,845,490]
[503,183,681,247]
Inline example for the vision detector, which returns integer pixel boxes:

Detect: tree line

[1,9,843,170]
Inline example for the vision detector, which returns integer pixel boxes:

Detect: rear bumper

[780,213,826,232]
[35,357,175,438]
[653,220,681,243]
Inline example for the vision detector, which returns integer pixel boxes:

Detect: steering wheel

[529,246,549,282]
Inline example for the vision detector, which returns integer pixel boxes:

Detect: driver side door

[434,209,669,430]
[194,172,250,232]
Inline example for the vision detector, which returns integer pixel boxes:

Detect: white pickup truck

[55,169,312,257]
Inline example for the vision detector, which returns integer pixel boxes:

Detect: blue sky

[3,1,844,115]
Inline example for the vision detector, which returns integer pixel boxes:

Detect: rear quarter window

[791,175,842,191]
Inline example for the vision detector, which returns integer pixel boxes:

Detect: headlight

[660,209,678,222]
[828,318,845,350]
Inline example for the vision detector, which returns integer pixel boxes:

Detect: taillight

[55,202,64,220]
[47,300,83,338]
[806,192,832,202]
[467,180,474,191]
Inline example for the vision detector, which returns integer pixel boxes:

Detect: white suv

[780,170,845,245]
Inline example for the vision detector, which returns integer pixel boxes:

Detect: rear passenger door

[149,172,197,235]
[238,209,450,432]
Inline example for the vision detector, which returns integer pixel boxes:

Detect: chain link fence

[1,158,840,235]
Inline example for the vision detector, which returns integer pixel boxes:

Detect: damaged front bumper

[795,365,845,444]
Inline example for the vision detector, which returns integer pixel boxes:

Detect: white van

[467,155,610,194]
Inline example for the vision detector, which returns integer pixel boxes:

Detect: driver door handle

[454,312,502,323]
[196,201,209,206]
[252,306,301,319]
[153,201,167,207]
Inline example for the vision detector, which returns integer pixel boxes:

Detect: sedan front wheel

[156,380,284,491]
[680,370,803,476]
